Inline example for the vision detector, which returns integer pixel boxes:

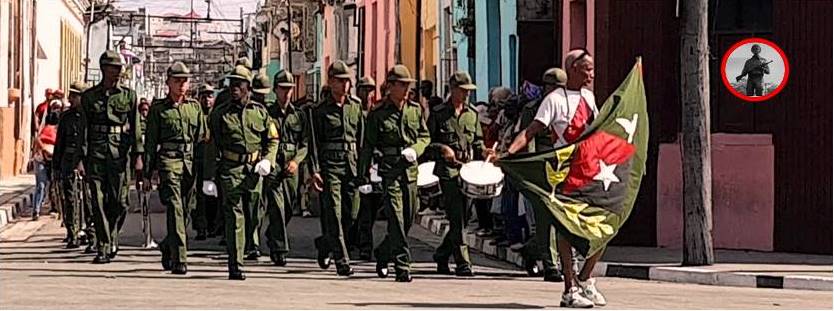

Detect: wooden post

[680,0,714,266]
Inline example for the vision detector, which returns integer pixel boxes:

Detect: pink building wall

[657,134,775,251]
[360,0,396,98]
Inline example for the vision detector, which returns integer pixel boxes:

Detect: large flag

[498,59,648,257]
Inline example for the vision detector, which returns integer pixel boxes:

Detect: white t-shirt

[533,88,598,148]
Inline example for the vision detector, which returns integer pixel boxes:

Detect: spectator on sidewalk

[32,108,59,220]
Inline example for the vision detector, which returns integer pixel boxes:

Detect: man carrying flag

[487,49,648,308]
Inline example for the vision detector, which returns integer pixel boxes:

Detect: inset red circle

[720,38,790,102]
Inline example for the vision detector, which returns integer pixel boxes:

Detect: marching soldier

[358,65,430,282]
[79,50,144,264]
[263,70,309,266]
[143,62,206,275]
[427,71,488,276]
[310,60,364,276]
[193,84,220,240]
[241,72,274,260]
[53,81,89,249]
[348,76,381,261]
[203,65,279,280]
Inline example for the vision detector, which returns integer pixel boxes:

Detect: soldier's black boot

[108,245,119,259]
[435,257,451,275]
[245,249,261,260]
[228,265,246,280]
[171,262,187,275]
[92,252,110,264]
[336,263,354,276]
[270,252,287,266]
[83,244,95,254]
[543,268,564,282]
[314,239,331,269]
[195,229,207,241]
[376,260,389,278]
[65,237,79,249]
[455,265,475,277]
[395,269,412,282]
[160,248,173,271]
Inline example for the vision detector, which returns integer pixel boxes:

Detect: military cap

[328,60,353,79]
[386,65,417,83]
[99,50,124,67]
[198,84,215,94]
[69,81,89,94]
[251,72,272,95]
[357,76,376,89]
[542,67,567,86]
[273,70,295,88]
[226,65,252,82]
[235,57,252,69]
[167,61,193,78]
[449,71,477,90]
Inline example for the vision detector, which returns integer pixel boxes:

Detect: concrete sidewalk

[416,213,833,291]
[0,174,35,232]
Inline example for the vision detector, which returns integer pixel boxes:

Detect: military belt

[92,124,127,134]
[279,143,297,152]
[321,142,356,152]
[379,146,403,156]
[160,142,193,153]
[64,147,79,154]
[221,150,260,163]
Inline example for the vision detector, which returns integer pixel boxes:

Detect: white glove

[254,159,272,176]
[358,184,373,194]
[401,148,418,163]
[202,180,218,197]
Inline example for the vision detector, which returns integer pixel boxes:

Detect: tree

[680,0,715,266]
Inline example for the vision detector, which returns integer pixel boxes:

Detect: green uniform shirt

[359,98,430,183]
[79,83,142,161]
[309,94,365,177]
[267,101,309,178]
[53,106,84,175]
[426,101,485,179]
[142,96,207,177]
[205,98,279,180]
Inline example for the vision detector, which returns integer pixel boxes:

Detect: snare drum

[460,161,504,199]
[417,161,442,204]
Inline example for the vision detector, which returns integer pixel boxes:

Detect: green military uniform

[206,66,279,276]
[53,81,89,247]
[517,68,566,277]
[359,66,429,277]
[310,60,365,273]
[349,76,381,259]
[427,71,484,272]
[80,51,143,262]
[143,62,206,271]
[263,70,309,262]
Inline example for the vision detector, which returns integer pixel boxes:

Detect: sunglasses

[570,48,592,68]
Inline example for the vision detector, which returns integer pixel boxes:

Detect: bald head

[564,48,595,89]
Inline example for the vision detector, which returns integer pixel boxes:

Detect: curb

[415,214,832,291]
[0,188,34,234]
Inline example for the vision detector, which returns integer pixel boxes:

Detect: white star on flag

[593,159,620,191]
[615,113,639,143]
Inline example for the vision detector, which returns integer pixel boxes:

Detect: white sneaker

[577,278,607,306]
[560,286,595,308]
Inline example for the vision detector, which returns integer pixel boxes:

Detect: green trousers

[157,165,196,263]
[433,178,471,267]
[315,169,359,266]
[264,174,297,254]
[375,175,418,271]
[218,162,261,269]
[60,173,81,239]
[533,206,559,271]
[87,157,129,255]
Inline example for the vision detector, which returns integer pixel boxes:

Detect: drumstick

[483,142,498,167]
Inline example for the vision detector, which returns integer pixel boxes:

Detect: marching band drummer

[425,71,494,276]
[358,65,430,282]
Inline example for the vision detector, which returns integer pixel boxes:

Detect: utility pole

[287,0,293,75]
[680,0,714,266]
[415,0,422,103]
[84,1,95,83]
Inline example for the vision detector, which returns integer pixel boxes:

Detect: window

[710,0,773,34]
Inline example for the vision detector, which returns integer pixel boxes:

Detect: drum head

[417,161,439,187]
[460,161,504,185]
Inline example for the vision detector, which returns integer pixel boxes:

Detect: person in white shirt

[487,48,606,308]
